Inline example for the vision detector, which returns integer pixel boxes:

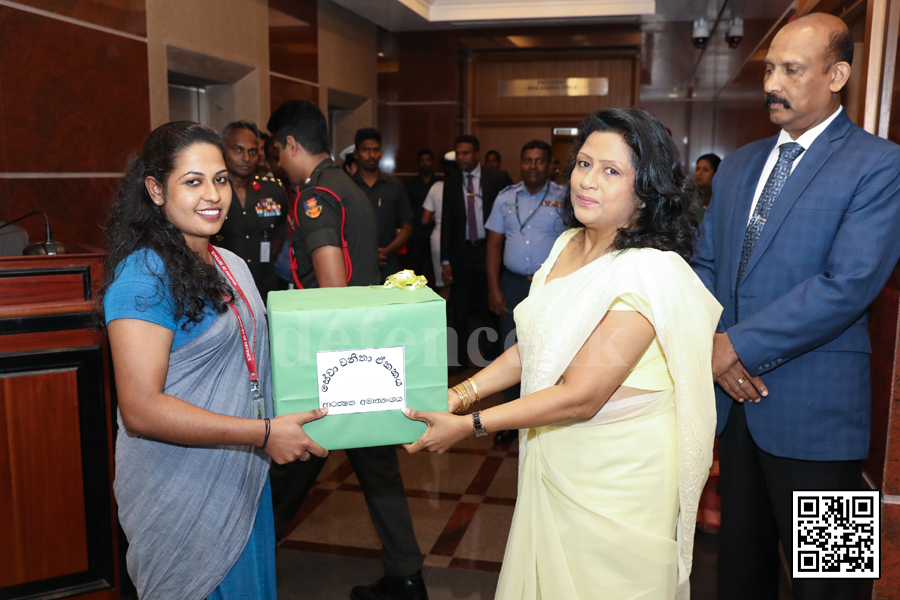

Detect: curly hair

[94,121,235,329]
[560,108,698,261]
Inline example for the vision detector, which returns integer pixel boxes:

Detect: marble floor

[274,367,793,599]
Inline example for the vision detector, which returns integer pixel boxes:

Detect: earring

[641,203,646,209]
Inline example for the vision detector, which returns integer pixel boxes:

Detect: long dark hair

[95,121,234,329]
[560,108,698,261]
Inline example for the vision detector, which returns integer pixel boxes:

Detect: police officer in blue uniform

[485,140,565,444]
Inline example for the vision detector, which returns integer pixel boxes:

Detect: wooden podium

[0,252,120,599]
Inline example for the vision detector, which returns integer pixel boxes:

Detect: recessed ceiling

[330,0,796,101]
[330,0,655,31]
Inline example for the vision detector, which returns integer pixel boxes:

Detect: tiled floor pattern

[279,413,516,573]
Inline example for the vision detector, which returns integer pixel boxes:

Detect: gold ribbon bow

[372,270,428,290]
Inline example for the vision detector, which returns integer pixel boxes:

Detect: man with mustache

[216,121,287,302]
[692,14,900,599]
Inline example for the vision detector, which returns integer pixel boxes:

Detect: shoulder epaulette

[498,182,521,195]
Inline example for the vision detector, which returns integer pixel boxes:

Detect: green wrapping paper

[267,286,448,450]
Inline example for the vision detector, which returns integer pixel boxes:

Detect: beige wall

[317,0,378,154]
[146,0,270,131]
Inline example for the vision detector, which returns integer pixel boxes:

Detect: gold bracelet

[453,385,470,412]
[460,383,473,410]
[467,377,480,403]
[460,385,472,411]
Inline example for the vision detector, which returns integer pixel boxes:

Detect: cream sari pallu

[496,228,722,600]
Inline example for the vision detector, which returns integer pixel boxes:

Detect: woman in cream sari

[404,108,722,599]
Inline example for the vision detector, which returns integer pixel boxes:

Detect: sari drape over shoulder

[113,248,273,600]
[496,229,722,600]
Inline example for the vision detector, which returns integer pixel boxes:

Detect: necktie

[466,173,478,242]
[736,142,804,287]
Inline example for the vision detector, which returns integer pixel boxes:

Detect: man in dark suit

[692,14,900,600]
[441,134,513,372]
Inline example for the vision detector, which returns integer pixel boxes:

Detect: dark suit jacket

[692,109,900,461]
[440,166,513,268]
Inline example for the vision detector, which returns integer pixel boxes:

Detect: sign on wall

[498,77,609,97]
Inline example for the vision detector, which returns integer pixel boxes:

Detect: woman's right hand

[265,407,329,465]
[448,387,462,413]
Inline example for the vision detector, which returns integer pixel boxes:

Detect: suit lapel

[739,112,850,284]
[727,141,773,293]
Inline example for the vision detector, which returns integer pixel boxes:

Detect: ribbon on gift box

[371,270,428,291]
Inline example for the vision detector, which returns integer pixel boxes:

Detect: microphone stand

[0,210,67,255]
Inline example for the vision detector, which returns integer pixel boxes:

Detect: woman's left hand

[402,407,471,454]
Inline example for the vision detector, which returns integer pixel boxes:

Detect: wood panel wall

[378,30,462,177]
[466,52,637,182]
[471,54,638,123]
[0,3,150,252]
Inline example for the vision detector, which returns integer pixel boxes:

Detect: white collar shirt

[747,105,843,223]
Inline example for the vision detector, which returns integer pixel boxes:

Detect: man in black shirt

[404,149,441,281]
[267,100,427,600]
[351,128,414,281]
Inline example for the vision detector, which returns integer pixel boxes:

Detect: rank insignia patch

[252,180,262,192]
[304,198,322,219]
[255,198,282,217]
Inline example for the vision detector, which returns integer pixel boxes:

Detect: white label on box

[315,346,406,415]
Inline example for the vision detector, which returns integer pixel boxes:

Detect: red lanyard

[209,244,264,418]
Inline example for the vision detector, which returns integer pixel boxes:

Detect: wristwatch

[472,411,487,437]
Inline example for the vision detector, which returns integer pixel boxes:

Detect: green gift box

[267,286,448,450]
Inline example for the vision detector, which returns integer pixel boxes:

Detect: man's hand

[713,333,768,402]
[378,247,388,267]
[442,264,453,284]
[489,287,507,316]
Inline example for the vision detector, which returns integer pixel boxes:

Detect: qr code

[792,491,879,578]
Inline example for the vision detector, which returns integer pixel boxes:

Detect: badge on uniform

[252,180,262,192]
[541,199,563,208]
[304,198,322,219]
[255,198,283,217]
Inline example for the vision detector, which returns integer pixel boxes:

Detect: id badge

[251,396,264,420]
[260,241,271,263]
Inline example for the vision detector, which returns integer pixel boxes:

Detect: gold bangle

[460,385,472,411]
[453,385,470,412]
[467,377,480,402]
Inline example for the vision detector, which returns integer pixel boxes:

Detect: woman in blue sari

[96,121,328,599]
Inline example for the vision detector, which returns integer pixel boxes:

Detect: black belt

[465,239,486,246]
[505,271,533,282]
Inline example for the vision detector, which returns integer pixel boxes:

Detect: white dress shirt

[747,106,843,222]
[461,163,485,241]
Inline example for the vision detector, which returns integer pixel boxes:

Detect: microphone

[0,210,67,255]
